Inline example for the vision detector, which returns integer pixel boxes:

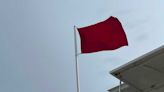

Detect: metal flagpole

[73,26,80,92]
[119,80,122,92]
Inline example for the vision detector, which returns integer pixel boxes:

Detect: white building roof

[110,45,164,92]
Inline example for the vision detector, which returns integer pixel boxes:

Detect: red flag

[77,16,128,53]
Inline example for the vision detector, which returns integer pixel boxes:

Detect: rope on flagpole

[74,25,80,92]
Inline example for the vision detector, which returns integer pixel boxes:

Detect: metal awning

[110,45,164,92]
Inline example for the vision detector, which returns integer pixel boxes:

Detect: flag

[77,16,128,53]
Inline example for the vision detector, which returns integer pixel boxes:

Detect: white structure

[109,45,164,92]
[108,83,139,92]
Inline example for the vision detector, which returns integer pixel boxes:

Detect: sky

[0,0,164,92]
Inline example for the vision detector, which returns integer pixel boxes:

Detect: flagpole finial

[74,25,78,29]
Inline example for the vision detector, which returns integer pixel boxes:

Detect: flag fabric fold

[77,16,128,53]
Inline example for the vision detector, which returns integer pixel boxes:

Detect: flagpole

[74,26,80,92]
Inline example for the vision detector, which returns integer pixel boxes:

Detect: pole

[119,80,122,92]
[74,26,80,92]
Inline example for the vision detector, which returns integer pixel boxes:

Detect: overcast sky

[0,0,164,92]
